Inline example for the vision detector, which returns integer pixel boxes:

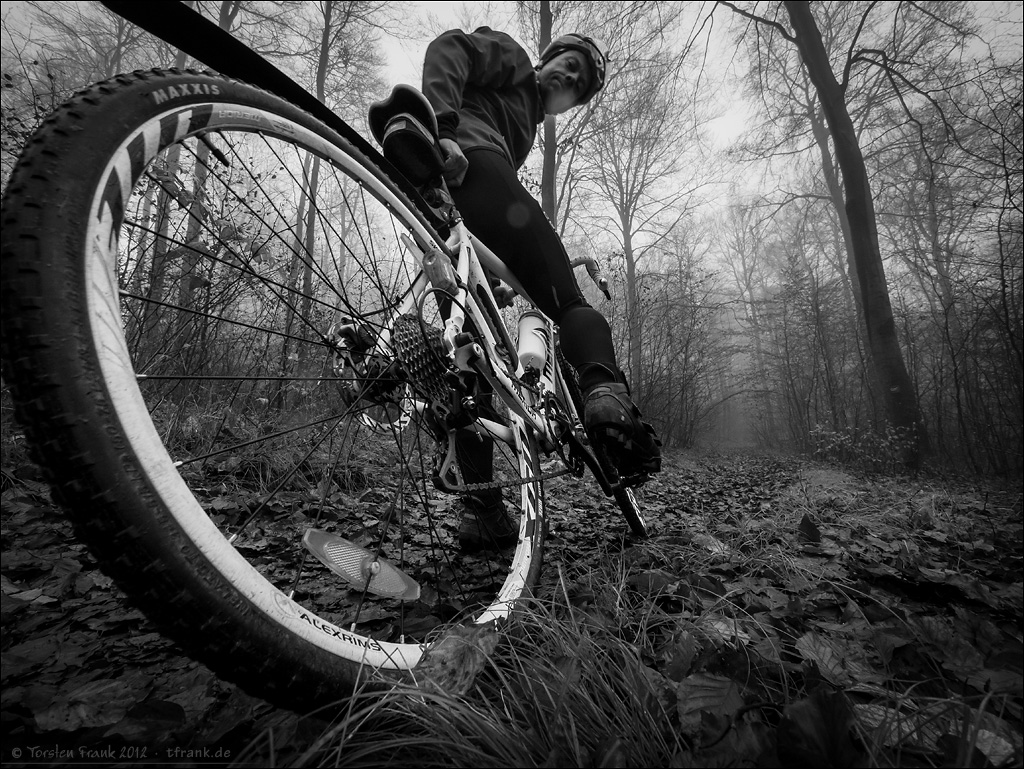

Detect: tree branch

[841,1,879,92]
[716,0,795,42]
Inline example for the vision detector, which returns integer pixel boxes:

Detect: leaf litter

[533,453,1022,767]
[2,452,1021,767]
[1,477,304,764]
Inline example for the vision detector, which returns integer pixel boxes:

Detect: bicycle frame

[387,218,581,481]
[0,3,651,701]
[95,1,601,491]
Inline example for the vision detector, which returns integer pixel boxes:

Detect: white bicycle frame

[387,218,581,467]
[382,219,580,625]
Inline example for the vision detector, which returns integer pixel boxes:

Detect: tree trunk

[621,222,642,385]
[538,0,557,225]
[298,155,322,372]
[277,0,335,403]
[784,0,927,467]
[807,107,883,425]
[173,139,212,377]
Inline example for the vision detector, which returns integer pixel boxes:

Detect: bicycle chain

[460,464,571,493]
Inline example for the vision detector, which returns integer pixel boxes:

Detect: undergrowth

[4,440,1018,767]
[236,455,1022,767]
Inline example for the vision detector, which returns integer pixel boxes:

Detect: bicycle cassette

[390,314,450,404]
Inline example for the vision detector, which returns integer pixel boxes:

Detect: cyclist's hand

[440,138,468,188]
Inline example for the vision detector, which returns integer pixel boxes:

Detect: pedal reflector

[302,529,420,601]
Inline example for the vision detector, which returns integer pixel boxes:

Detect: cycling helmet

[538,33,608,104]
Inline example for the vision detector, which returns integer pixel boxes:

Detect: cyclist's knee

[557,301,610,332]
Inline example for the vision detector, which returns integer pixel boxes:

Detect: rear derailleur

[327,320,404,405]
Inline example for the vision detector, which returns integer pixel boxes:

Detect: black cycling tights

[450,148,619,393]
[450,149,621,494]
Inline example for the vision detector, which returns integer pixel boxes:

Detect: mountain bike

[0,1,654,710]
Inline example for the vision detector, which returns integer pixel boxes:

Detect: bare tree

[514,0,687,230]
[21,1,171,77]
[257,1,389,391]
[581,53,709,388]
[873,50,1023,473]
[719,0,929,467]
[1,2,175,178]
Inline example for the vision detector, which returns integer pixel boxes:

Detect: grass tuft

[237,454,1022,768]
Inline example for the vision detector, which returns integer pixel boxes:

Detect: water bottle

[516,310,548,372]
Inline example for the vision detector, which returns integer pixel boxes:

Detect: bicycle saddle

[368,84,445,187]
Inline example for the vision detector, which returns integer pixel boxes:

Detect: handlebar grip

[587,260,612,300]
[570,256,612,299]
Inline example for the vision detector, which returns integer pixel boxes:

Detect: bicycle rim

[61,86,544,671]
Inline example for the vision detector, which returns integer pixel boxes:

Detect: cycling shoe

[458,494,519,553]
[584,383,662,476]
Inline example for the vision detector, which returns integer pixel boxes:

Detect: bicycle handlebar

[569,257,612,301]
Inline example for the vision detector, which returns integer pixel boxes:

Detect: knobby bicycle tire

[0,70,546,710]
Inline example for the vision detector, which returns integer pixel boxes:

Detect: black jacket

[422,27,545,170]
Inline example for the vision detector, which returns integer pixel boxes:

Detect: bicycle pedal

[302,529,420,601]
[615,473,650,490]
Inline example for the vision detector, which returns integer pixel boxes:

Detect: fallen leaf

[105,699,187,743]
[34,675,152,731]
[973,729,1017,766]
[911,615,987,677]
[854,703,945,751]
[701,719,778,766]
[663,631,697,682]
[778,690,864,768]
[0,592,30,619]
[10,588,45,602]
[798,514,822,544]
[626,569,678,595]
[691,533,729,555]
[3,637,61,678]
[701,616,752,646]
[795,632,851,686]
[964,668,1024,696]
[676,673,745,738]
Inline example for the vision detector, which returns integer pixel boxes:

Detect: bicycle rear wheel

[0,70,545,709]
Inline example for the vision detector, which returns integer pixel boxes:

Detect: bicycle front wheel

[0,70,545,709]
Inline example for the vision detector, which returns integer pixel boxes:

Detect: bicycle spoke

[2,71,550,709]
[106,90,541,644]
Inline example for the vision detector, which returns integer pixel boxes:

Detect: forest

[0,2,1021,767]
[1,0,1020,478]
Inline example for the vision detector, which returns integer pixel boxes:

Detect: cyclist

[421,27,661,550]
